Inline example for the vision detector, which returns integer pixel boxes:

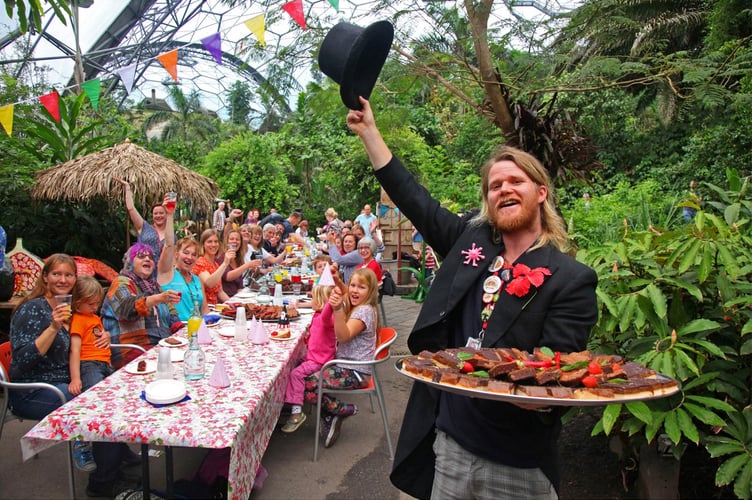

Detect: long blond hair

[344,268,380,331]
[471,145,569,251]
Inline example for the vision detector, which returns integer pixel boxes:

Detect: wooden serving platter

[395,357,680,407]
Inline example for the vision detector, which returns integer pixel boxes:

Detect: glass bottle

[186,300,202,341]
[278,302,290,328]
[184,326,206,380]
[184,300,205,379]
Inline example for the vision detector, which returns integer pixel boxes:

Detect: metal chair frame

[313,327,397,461]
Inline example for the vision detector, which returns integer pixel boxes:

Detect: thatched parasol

[31,139,219,211]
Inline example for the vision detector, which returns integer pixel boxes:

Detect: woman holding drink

[193,229,231,305]
[8,254,141,496]
[221,228,262,298]
[101,242,183,368]
[158,202,210,320]
[114,177,173,268]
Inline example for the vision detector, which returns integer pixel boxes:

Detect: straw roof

[31,140,219,212]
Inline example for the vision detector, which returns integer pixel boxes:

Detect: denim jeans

[80,360,113,391]
[8,383,73,420]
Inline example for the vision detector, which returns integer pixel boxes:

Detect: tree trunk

[464,0,517,143]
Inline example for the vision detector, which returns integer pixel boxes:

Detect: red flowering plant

[505,263,551,298]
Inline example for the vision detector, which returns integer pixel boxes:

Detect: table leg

[141,443,151,500]
[165,446,174,498]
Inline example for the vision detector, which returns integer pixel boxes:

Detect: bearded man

[346,97,598,500]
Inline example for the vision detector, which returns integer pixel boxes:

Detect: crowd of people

[6,188,402,496]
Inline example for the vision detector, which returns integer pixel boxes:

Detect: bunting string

[0,0,321,137]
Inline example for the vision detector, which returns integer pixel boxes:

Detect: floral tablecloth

[20,314,311,500]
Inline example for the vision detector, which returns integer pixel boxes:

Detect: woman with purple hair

[101,243,183,369]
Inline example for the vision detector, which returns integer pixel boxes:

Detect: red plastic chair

[313,327,397,461]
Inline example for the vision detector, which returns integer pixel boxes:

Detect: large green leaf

[716,453,748,486]
[601,403,622,434]
[625,401,652,424]
[676,408,699,444]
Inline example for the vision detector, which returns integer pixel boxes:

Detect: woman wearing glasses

[102,242,183,368]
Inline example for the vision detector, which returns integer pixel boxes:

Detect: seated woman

[194,229,231,305]
[101,243,183,368]
[302,268,378,449]
[221,228,262,298]
[355,237,383,285]
[327,231,362,285]
[352,223,385,259]
[158,207,209,320]
[241,223,276,276]
[9,253,138,497]
[262,223,287,260]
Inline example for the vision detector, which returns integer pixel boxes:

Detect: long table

[20,303,311,499]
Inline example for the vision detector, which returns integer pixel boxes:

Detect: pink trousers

[284,359,323,407]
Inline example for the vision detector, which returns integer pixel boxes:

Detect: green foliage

[705,406,752,499]
[579,169,752,498]
[4,0,70,34]
[24,91,112,164]
[201,132,296,214]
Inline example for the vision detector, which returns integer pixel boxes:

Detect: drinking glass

[54,294,72,319]
[292,283,302,297]
[164,192,177,212]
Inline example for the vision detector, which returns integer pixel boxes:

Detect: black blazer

[376,156,598,499]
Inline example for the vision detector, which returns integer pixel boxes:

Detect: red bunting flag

[39,90,61,122]
[201,33,223,65]
[157,49,179,83]
[282,0,306,30]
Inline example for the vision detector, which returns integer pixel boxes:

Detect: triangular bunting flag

[39,90,61,122]
[244,15,266,47]
[327,0,339,11]
[81,78,101,110]
[201,33,223,65]
[117,63,137,95]
[157,49,179,83]
[282,0,306,30]
[0,104,13,136]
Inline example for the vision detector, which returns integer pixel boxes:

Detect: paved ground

[0,294,421,499]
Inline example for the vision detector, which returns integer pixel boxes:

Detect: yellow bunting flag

[157,49,179,83]
[0,104,13,136]
[81,78,101,110]
[244,15,265,48]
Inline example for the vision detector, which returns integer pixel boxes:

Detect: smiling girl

[302,267,379,449]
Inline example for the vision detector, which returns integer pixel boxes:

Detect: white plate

[395,359,680,407]
[233,290,254,299]
[255,295,272,304]
[144,379,187,405]
[125,359,156,375]
[159,337,188,348]
[217,327,237,337]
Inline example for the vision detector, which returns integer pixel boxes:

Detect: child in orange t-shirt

[69,276,112,396]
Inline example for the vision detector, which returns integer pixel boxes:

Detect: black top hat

[318,20,394,110]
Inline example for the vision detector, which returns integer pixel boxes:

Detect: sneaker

[320,414,333,438]
[325,415,344,448]
[281,412,307,433]
[73,441,97,473]
[338,403,358,417]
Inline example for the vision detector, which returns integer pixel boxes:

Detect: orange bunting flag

[282,0,306,30]
[39,90,61,122]
[244,14,266,47]
[0,104,13,136]
[81,78,101,110]
[157,49,179,83]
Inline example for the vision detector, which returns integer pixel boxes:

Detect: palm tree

[142,86,219,143]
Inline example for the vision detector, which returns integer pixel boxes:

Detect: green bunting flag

[82,78,101,110]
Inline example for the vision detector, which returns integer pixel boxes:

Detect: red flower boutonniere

[505,263,551,297]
